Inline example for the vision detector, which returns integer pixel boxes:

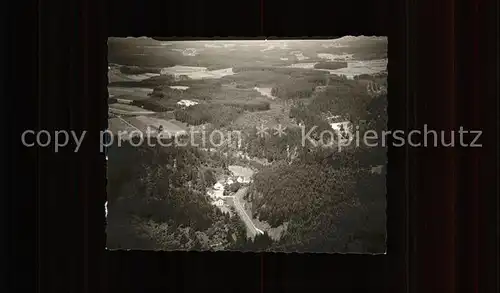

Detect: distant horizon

[112,36,388,42]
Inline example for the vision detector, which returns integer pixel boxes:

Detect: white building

[213,199,224,207]
[177,99,199,108]
[236,176,250,184]
[214,182,223,190]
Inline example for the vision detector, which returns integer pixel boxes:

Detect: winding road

[224,187,264,238]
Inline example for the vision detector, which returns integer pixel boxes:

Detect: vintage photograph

[106,37,388,252]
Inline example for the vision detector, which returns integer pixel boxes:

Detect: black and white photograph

[105,37,388,253]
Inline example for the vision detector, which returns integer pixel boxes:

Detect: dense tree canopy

[106,142,248,250]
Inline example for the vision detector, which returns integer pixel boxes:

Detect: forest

[106,141,275,250]
[241,88,387,252]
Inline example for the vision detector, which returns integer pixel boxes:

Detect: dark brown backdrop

[3,0,498,292]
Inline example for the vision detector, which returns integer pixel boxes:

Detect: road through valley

[225,187,263,238]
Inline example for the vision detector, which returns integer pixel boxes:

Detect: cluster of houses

[208,182,226,208]
[207,175,251,202]
[176,99,199,108]
[207,174,252,212]
[227,175,251,185]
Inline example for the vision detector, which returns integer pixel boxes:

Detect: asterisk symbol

[256,124,268,138]
[273,124,287,137]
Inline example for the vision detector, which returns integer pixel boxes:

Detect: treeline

[313,61,348,70]
[271,85,315,100]
[122,78,272,116]
[230,231,275,251]
[118,65,162,75]
[108,75,177,88]
[131,99,175,112]
[174,100,270,128]
[174,104,244,127]
[214,100,270,112]
[223,67,328,94]
[107,53,178,68]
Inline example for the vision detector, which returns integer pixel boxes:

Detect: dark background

[2,0,498,292]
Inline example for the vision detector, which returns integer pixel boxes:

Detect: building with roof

[214,182,224,190]
[236,176,250,184]
[213,199,224,207]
